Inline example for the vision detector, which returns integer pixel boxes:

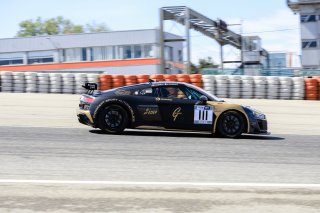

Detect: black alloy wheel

[98,105,128,134]
[217,111,245,138]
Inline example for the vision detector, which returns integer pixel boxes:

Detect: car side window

[183,87,203,100]
[159,86,187,99]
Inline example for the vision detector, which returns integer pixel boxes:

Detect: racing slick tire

[216,111,245,138]
[98,104,128,134]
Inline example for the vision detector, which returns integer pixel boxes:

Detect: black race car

[77,81,269,138]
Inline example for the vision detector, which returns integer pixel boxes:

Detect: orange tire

[112,75,125,80]
[176,77,190,83]
[100,74,112,79]
[150,74,164,81]
[305,85,318,91]
[305,78,318,84]
[124,75,137,81]
[112,82,124,88]
[305,93,318,100]
[137,78,149,83]
[100,85,112,90]
[136,74,149,79]
[163,74,177,81]
[191,82,203,88]
[112,78,125,84]
[100,82,112,86]
[190,78,202,83]
[176,74,188,78]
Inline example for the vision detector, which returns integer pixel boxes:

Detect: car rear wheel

[98,105,128,134]
[217,111,245,138]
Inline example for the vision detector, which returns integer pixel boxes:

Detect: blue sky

[0,0,300,65]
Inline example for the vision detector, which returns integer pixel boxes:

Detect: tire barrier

[37,73,50,93]
[99,74,112,90]
[312,76,320,100]
[111,75,125,88]
[137,75,150,84]
[13,72,25,93]
[176,74,190,83]
[189,74,202,88]
[124,75,137,86]
[75,73,88,94]
[305,78,318,100]
[241,76,254,99]
[0,71,13,92]
[278,77,292,100]
[0,71,319,100]
[228,75,241,99]
[292,77,304,100]
[49,73,62,93]
[163,74,177,82]
[253,76,267,99]
[266,76,279,100]
[61,73,74,94]
[215,75,228,98]
[202,75,215,95]
[150,74,164,82]
[25,72,37,93]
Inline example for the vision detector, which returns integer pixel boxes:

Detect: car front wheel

[216,111,245,138]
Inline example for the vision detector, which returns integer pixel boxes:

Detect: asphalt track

[0,93,320,212]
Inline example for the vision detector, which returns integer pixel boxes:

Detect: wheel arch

[213,109,249,134]
[93,99,135,128]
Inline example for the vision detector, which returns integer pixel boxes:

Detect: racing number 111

[194,105,213,124]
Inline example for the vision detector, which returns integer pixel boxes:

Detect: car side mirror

[198,95,208,105]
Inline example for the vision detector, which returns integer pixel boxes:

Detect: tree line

[16,16,109,37]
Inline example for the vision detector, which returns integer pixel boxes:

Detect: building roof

[0,29,181,53]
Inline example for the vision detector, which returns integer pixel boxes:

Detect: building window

[27,51,54,64]
[134,45,142,58]
[0,53,24,66]
[301,15,316,22]
[82,48,87,61]
[178,50,183,62]
[64,48,82,62]
[92,46,115,60]
[165,46,173,61]
[123,45,132,59]
[302,40,317,49]
[143,44,154,58]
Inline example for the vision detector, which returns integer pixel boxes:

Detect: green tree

[86,21,109,33]
[198,57,219,69]
[16,16,108,37]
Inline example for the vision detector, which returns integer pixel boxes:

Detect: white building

[288,0,320,69]
[0,29,183,74]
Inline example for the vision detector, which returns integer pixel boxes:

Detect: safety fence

[0,71,319,100]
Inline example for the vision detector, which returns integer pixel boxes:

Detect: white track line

[0,180,319,188]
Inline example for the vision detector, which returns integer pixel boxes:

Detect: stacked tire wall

[0,71,319,100]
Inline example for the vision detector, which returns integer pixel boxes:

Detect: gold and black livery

[77,81,269,138]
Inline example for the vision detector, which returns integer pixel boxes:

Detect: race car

[77,81,269,138]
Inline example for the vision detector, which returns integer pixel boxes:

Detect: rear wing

[82,83,98,95]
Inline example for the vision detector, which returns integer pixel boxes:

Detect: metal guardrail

[202,68,320,77]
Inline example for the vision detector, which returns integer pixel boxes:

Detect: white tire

[215,75,228,80]
[202,78,215,84]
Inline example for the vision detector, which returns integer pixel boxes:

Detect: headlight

[243,106,266,120]
[251,110,266,120]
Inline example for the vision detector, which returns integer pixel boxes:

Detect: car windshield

[186,84,221,101]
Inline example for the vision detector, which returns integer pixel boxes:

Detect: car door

[132,86,162,126]
[155,85,213,131]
